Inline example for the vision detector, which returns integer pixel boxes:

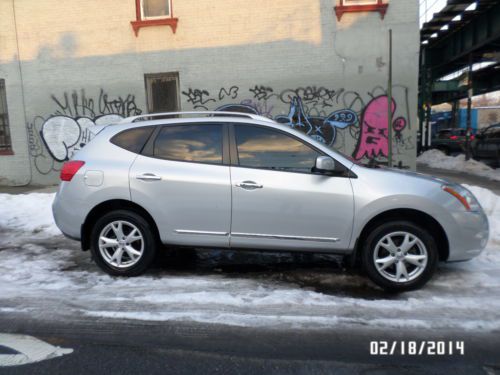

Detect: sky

[419,0,448,28]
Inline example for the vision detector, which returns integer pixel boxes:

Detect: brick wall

[0,0,419,185]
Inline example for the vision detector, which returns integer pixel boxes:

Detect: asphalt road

[0,315,499,375]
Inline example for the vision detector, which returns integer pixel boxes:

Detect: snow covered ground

[417,149,500,182]
[0,188,499,331]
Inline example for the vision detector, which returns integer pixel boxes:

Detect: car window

[153,124,223,164]
[110,126,154,154]
[487,127,500,139]
[234,125,320,173]
[438,130,451,139]
[452,129,466,136]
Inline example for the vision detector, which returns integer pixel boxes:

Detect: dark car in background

[472,124,500,166]
[431,128,472,155]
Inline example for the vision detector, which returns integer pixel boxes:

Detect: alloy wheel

[373,231,428,283]
[98,220,145,269]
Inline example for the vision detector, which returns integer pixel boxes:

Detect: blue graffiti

[215,97,358,147]
[275,97,357,146]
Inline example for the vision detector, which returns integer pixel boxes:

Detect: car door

[129,123,231,247]
[475,127,492,158]
[485,127,500,159]
[229,123,354,252]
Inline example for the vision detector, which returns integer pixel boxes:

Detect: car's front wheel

[90,210,157,276]
[362,221,438,292]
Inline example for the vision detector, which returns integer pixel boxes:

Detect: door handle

[136,173,162,181]
[235,181,263,190]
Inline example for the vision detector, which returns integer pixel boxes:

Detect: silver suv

[53,111,489,291]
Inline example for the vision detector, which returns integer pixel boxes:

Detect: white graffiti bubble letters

[0,333,73,367]
[41,114,125,162]
[41,116,81,162]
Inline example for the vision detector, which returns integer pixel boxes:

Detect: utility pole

[387,29,393,167]
[465,53,473,160]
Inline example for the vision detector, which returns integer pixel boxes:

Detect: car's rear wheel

[362,221,438,292]
[90,210,157,276]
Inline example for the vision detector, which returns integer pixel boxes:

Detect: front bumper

[445,209,489,261]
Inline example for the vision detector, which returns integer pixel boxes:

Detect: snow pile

[466,185,500,246]
[417,149,500,182]
[0,193,60,236]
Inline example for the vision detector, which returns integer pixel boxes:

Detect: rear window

[110,127,154,154]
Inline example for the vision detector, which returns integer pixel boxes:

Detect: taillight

[470,135,475,140]
[60,160,85,181]
[449,135,458,140]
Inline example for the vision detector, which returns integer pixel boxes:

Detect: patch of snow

[465,185,500,246]
[417,149,500,182]
[0,193,60,237]
[0,188,499,331]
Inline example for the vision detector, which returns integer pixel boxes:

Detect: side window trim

[140,122,229,166]
[229,123,349,176]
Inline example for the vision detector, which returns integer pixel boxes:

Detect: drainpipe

[465,53,473,161]
[387,29,393,167]
[12,0,33,186]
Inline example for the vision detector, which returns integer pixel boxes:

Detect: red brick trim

[0,149,14,156]
[334,0,388,21]
[131,0,178,36]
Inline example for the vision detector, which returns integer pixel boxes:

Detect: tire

[361,221,438,292]
[90,210,158,276]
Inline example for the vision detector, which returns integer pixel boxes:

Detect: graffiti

[240,99,275,118]
[279,86,343,109]
[185,84,413,163]
[28,89,143,174]
[181,88,216,110]
[51,89,141,118]
[218,86,239,101]
[352,95,406,160]
[249,85,276,101]
[275,97,357,146]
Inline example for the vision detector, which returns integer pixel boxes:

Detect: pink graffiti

[353,95,406,160]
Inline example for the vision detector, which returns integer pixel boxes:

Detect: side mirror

[315,156,336,173]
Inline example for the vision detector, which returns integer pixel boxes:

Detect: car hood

[352,164,457,187]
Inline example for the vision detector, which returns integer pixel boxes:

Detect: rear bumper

[52,187,83,241]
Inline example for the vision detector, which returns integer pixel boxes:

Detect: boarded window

[0,80,12,153]
[145,73,180,113]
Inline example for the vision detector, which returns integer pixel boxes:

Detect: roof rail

[120,111,275,124]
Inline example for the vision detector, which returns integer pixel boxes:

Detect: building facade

[0,0,419,186]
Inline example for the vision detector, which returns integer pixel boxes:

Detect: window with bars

[0,80,13,154]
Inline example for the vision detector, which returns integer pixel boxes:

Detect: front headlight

[442,185,480,211]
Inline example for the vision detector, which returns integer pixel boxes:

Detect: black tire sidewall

[90,210,157,276]
[362,221,438,292]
